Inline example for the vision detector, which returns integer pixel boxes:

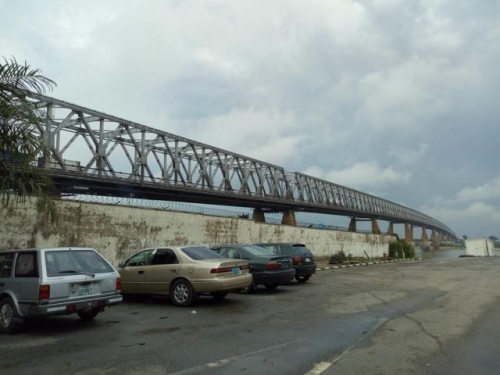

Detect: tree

[0,57,58,220]
[488,235,498,241]
[461,235,468,240]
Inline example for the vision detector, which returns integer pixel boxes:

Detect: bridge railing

[20,91,456,239]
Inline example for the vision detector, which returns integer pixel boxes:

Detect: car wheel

[211,292,228,300]
[77,308,99,321]
[171,279,195,307]
[264,283,279,290]
[295,274,311,283]
[0,297,21,334]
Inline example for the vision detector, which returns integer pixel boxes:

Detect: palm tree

[0,57,58,220]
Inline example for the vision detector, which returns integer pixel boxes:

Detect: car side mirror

[118,262,125,268]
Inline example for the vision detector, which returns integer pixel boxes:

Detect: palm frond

[0,56,56,94]
[0,56,58,222]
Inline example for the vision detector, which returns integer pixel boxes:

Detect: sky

[1,0,499,238]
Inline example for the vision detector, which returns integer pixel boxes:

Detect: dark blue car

[211,244,295,292]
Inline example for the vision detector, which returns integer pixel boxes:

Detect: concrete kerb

[316,258,422,271]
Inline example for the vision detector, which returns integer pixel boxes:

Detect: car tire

[171,279,195,307]
[264,283,279,290]
[211,292,228,300]
[295,274,311,283]
[77,308,99,321]
[0,297,21,334]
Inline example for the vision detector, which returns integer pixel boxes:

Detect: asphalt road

[1,256,499,375]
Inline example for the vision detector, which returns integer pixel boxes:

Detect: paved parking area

[1,257,499,375]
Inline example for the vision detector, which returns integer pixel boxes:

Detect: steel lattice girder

[23,92,456,239]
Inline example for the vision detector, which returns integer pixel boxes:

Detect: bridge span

[20,91,456,242]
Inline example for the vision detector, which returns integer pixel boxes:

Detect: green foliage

[329,250,348,264]
[0,57,58,221]
[389,239,415,259]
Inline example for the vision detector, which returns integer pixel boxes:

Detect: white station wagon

[0,247,123,333]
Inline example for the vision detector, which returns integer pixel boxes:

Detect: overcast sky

[2,0,499,238]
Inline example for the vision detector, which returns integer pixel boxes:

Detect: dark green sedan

[211,244,295,292]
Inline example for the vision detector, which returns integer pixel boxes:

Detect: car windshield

[45,250,114,277]
[292,245,312,255]
[181,246,224,260]
[241,245,274,256]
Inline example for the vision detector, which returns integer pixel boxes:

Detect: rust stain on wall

[204,218,239,246]
[1,199,391,262]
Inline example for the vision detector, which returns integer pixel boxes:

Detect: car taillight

[116,277,122,291]
[293,256,302,265]
[265,261,279,271]
[210,267,232,274]
[39,285,50,301]
[239,264,249,270]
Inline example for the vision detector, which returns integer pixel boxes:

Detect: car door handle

[170,269,177,273]
[138,271,144,274]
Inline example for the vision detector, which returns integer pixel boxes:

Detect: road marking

[330,318,388,365]
[302,318,389,375]
[164,337,308,375]
[304,362,332,375]
[164,319,388,375]
[0,337,59,349]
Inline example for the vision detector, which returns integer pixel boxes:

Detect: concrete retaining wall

[0,199,394,265]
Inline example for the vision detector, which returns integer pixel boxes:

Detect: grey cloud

[2,0,500,236]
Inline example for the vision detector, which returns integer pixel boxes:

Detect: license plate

[232,267,241,275]
[281,262,289,268]
[305,258,311,262]
[74,285,93,296]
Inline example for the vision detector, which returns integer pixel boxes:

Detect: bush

[403,242,415,258]
[329,250,347,264]
[388,240,415,259]
[389,242,399,258]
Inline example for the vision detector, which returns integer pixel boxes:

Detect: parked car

[0,247,123,334]
[211,244,295,292]
[256,243,317,282]
[117,246,252,307]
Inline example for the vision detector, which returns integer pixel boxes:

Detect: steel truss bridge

[23,92,456,240]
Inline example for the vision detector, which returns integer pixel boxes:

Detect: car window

[241,245,275,256]
[15,252,38,278]
[124,249,154,267]
[151,249,178,265]
[0,253,14,278]
[217,247,241,259]
[261,245,281,255]
[292,245,312,255]
[46,250,114,277]
[181,246,224,260]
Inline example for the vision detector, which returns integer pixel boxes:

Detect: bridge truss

[23,92,456,239]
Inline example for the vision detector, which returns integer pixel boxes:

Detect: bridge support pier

[371,219,381,234]
[387,222,394,235]
[431,229,440,250]
[421,227,431,252]
[404,223,413,242]
[252,208,266,223]
[348,217,357,232]
[404,223,416,251]
[281,210,297,226]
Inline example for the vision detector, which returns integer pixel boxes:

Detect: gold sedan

[118,246,252,307]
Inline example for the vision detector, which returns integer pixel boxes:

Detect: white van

[0,247,122,333]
